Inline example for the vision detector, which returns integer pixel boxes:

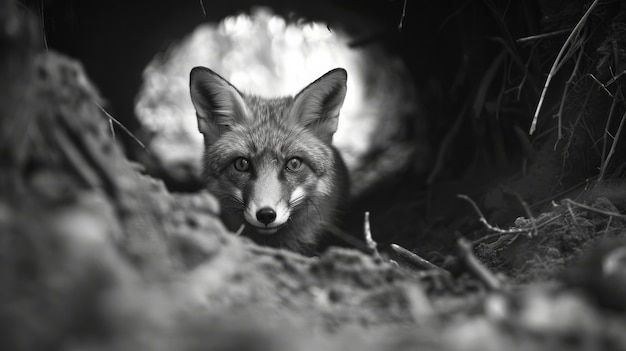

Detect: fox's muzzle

[243,167,291,235]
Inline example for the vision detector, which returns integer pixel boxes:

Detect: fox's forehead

[231,120,313,157]
[242,95,295,124]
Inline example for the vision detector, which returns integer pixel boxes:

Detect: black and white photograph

[2,0,626,350]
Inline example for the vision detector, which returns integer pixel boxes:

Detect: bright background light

[135,7,422,193]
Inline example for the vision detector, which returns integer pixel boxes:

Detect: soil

[4,3,626,351]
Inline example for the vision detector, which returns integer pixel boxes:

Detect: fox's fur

[189,67,349,254]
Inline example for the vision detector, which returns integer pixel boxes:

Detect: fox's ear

[291,68,347,143]
[189,67,250,143]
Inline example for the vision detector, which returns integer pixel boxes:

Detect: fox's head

[189,67,347,238]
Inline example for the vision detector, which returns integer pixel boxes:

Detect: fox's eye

[286,157,302,172]
[233,157,250,172]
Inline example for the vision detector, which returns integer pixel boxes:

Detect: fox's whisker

[289,195,307,209]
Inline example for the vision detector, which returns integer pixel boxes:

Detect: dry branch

[457,238,503,291]
[530,0,601,135]
[390,244,451,277]
[599,108,626,183]
[516,28,571,43]
[563,198,626,220]
[457,194,528,235]
[363,211,381,258]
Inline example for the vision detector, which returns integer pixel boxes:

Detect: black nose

[256,207,276,225]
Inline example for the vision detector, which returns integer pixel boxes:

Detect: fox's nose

[256,207,276,225]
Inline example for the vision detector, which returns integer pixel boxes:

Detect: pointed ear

[189,67,250,144]
[290,68,347,143]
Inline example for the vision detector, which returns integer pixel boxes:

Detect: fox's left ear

[189,67,250,145]
[291,68,347,143]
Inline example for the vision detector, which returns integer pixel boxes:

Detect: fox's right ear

[291,68,347,143]
[189,67,250,143]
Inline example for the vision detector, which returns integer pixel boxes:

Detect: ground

[3,2,626,351]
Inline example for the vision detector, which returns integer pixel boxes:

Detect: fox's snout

[239,169,305,235]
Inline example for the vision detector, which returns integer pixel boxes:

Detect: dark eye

[234,157,250,172]
[286,157,302,172]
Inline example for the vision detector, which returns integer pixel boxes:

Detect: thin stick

[566,202,580,226]
[458,238,503,291]
[599,107,626,183]
[363,211,379,257]
[199,0,206,18]
[234,224,245,236]
[554,44,586,143]
[457,194,528,234]
[516,28,572,43]
[92,99,147,150]
[53,128,100,189]
[472,214,563,245]
[529,0,601,135]
[599,94,618,182]
[563,198,626,220]
[390,244,451,277]
[589,73,615,98]
[603,69,626,87]
[39,0,48,51]
[398,0,407,31]
[510,190,538,237]
[327,223,372,253]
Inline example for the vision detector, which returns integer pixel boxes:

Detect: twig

[509,190,538,237]
[52,127,101,189]
[363,211,380,257]
[599,105,626,183]
[492,36,539,94]
[39,0,48,51]
[458,238,503,291]
[234,224,245,236]
[199,0,206,18]
[390,244,451,277]
[603,216,613,234]
[92,99,147,150]
[516,28,572,43]
[595,84,619,181]
[327,223,372,253]
[398,0,407,31]
[472,214,563,245]
[566,202,580,226]
[554,43,585,144]
[457,194,528,234]
[529,0,601,135]
[563,198,626,220]
[602,68,626,88]
[589,73,615,98]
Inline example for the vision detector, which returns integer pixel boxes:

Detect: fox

[189,67,349,254]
